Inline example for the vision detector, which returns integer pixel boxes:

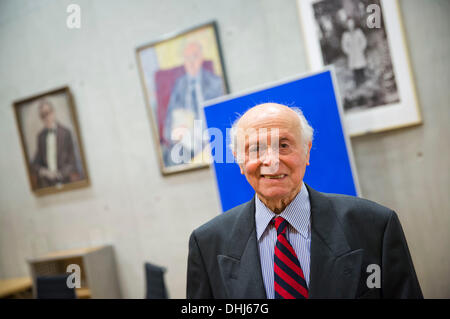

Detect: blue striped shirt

[255,182,311,299]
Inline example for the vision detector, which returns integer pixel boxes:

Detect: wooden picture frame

[297,0,421,136]
[136,21,229,175]
[13,86,89,195]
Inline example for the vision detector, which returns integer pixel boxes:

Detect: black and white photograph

[298,0,422,136]
[312,0,399,112]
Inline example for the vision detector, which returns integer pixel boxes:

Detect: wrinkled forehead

[237,116,302,145]
[243,127,289,144]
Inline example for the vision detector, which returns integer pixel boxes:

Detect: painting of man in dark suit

[31,99,80,188]
[14,86,89,195]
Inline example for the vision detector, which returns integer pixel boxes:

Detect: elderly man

[186,103,422,299]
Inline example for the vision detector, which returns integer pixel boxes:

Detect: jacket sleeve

[381,211,423,298]
[31,133,45,173]
[59,129,77,179]
[186,231,213,298]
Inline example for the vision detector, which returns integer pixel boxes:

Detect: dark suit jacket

[32,123,78,187]
[187,184,423,298]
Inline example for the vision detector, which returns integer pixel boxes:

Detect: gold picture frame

[136,21,229,175]
[13,86,89,195]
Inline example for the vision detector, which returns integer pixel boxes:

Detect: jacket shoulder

[319,191,395,236]
[323,192,393,218]
[191,199,251,243]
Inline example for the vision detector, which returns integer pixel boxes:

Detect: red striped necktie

[274,216,309,299]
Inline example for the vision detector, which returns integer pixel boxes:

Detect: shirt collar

[255,182,311,240]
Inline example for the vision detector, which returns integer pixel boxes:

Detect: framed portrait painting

[13,87,89,195]
[136,21,229,175]
[297,0,421,136]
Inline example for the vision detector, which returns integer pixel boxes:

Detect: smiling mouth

[261,174,286,179]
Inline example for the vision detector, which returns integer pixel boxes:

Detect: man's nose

[262,147,278,162]
[260,148,280,173]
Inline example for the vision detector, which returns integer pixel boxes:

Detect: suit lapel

[217,197,267,298]
[307,185,363,298]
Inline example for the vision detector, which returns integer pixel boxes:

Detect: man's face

[39,103,55,128]
[183,43,203,77]
[236,105,311,203]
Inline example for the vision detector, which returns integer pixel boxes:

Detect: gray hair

[38,98,54,112]
[229,106,314,155]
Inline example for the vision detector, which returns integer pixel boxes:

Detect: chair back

[144,262,169,299]
[36,274,76,299]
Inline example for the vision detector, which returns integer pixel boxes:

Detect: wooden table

[0,277,33,298]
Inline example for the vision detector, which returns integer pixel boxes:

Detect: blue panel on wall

[203,69,359,213]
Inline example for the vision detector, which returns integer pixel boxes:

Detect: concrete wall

[0,0,448,298]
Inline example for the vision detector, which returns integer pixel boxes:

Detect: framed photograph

[136,21,229,175]
[13,87,89,195]
[297,0,421,136]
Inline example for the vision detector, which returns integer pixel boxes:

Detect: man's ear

[306,141,312,166]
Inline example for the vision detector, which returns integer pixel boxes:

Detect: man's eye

[280,143,289,148]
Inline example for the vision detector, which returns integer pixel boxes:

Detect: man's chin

[258,191,291,203]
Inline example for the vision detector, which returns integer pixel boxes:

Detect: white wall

[0,0,448,298]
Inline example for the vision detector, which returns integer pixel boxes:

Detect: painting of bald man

[13,87,89,195]
[137,21,228,175]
